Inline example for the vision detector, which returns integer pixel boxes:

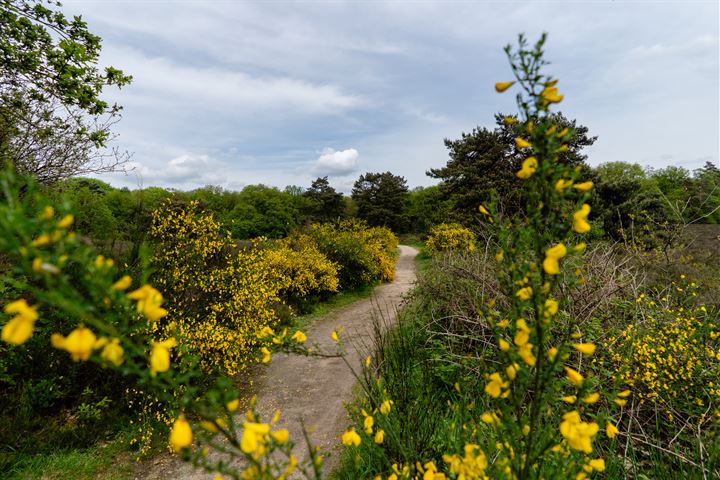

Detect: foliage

[338,34,625,480]
[352,171,409,233]
[0,0,132,183]
[425,223,477,255]
[149,200,284,375]
[301,219,398,290]
[301,176,345,223]
[224,184,300,239]
[405,185,453,234]
[598,281,720,472]
[428,112,596,225]
[0,167,329,478]
[263,237,340,309]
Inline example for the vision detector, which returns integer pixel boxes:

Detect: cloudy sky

[64,0,719,192]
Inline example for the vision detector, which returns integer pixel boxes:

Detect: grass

[409,241,432,274]
[4,431,134,480]
[291,285,374,333]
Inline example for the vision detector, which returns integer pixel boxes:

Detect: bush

[425,223,476,255]
[300,219,398,290]
[262,237,339,308]
[150,200,283,375]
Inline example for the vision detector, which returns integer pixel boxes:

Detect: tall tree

[428,112,596,224]
[1,0,132,183]
[351,171,408,232]
[302,176,344,223]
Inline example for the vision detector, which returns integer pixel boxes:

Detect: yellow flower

[150,338,177,375]
[606,421,619,439]
[380,400,393,415]
[241,422,271,454]
[341,428,361,447]
[588,458,605,472]
[565,366,584,386]
[573,181,593,192]
[516,286,533,301]
[374,429,385,444]
[548,347,558,361]
[111,275,132,291]
[31,234,51,247]
[364,415,374,434]
[582,393,600,404]
[495,250,504,262]
[52,326,97,361]
[227,399,240,412]
[200,421,219,433]
[100,338,124,366]
[574,242,587,252]
[544,298,559,317]
[271,429,289,444]
[573,343,596,355]
[365,355,372,367]
[41,205,55,219]
[514,328,529,347]
[614,398,628,407]
[562,395,577,404]
[573,204,591,233]
[485,372,508,398]
[555,179,573,193]
[499,339,510,351]
[169,416,193,453]
[559,411,599,453]
[506,363,518,380]
[2,299,39,345]
[543,243,567,275]
[518,343,536,366]
[261,347,271,364]
[516,156,538,179]
[57,214,74,229]
[516,138,532,149]
[481,412,500,425]
[291,330,307,344]
[541,86,564,104]
[331,330,340,342]
[128,285,168,322]
[495,81,516,92]
[617,389,631,398]
[257,326,275,338]
[479,205,490,215]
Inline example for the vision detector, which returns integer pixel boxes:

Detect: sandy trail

[140,245,418,479]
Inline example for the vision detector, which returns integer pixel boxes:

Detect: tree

[351,172,408,232]
[302,176,344,223]
[428,112,596,224]
[405,185,453,234]
[0,0,132,183]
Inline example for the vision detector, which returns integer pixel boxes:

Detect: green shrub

[425,222,477,255]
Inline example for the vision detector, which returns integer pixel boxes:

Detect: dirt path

[139,245,418,479]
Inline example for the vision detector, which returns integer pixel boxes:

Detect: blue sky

[64,0,719,192]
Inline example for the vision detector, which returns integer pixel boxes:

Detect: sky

[63,0,719,193]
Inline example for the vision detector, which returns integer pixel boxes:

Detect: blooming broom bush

[300,219,398,289]
[263,237,340,306]
[149,200,286,375]
[0,168,325,477]
[425,223,477,255]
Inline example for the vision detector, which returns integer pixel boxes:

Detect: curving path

[140,245,418,479]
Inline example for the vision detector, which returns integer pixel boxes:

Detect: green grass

[291,285,374,332]
[4,431,134,480]
[409,241,432,274]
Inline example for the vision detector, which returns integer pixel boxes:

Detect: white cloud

[107,154,230,189]
[312,148,360,176]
